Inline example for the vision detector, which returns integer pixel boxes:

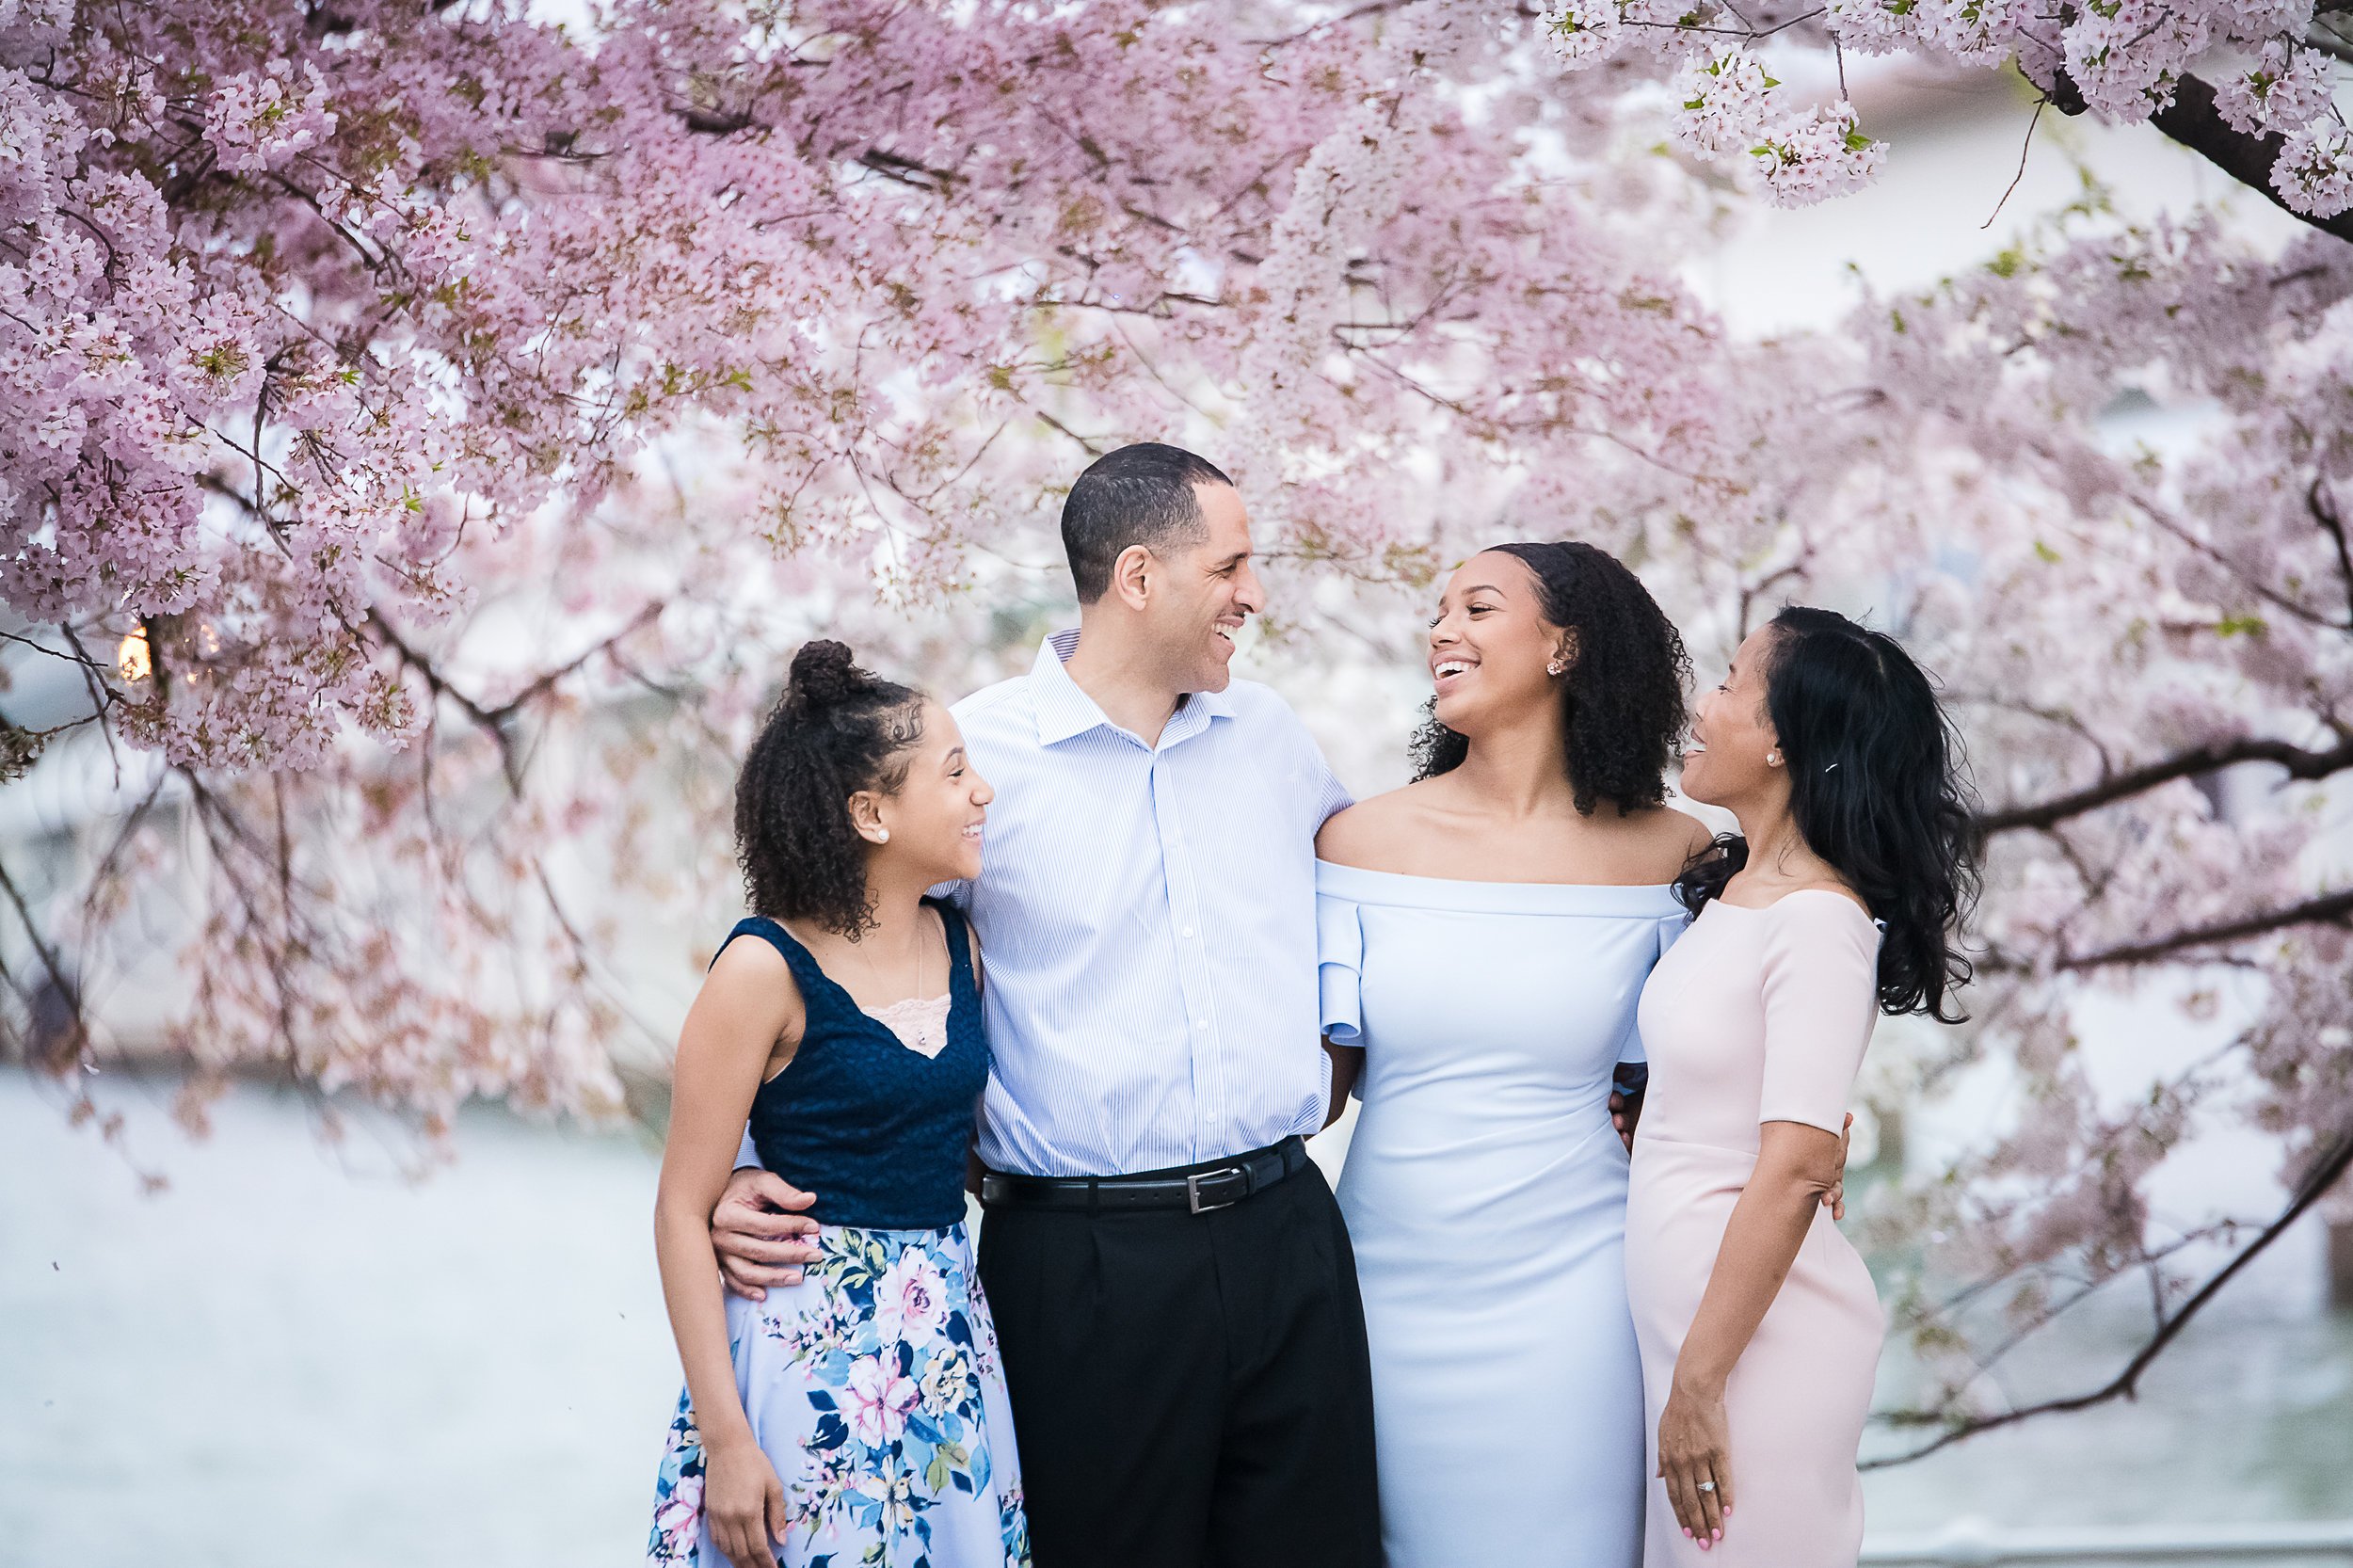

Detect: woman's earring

[1766,750,1783,767]
[1546,661,1564,677]
[873,828,890,843]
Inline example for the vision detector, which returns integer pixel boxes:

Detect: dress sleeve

[1757,893,1882,1134]
[1317,889,1366,1047]
[733,1128,763,1173]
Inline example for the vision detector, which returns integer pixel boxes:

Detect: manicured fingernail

[1713,1528,1723,1541]
[1683,1528,1693,1539]
[1698,1541,1710,1553]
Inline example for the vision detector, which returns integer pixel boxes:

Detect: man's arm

[712,1144,823,1300]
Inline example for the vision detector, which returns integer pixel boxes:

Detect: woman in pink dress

[1625,607,1978,1566]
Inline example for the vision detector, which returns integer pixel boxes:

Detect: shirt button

[1182,925,1196,938]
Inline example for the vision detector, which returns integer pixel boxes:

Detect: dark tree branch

[1866,1124,2353,1466]
[2313,477,2353,627]
[0,856,90,1070]
[1977,732,2353,834]
[2050,66,2353,246]
[2036,887,2353,971]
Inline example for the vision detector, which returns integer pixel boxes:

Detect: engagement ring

[1696,1481,1716,1493]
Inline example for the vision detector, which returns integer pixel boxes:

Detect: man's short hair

[1060,442,1234,603]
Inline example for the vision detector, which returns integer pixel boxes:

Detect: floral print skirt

[648,1222,1030,1568]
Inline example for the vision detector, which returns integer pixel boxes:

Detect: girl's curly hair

[1410,540,1690,815]
[733,640,925,936]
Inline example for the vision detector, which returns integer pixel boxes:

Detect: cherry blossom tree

[3,0,2347,1460]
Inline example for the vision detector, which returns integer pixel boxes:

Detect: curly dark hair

[733,640,925,937]
[1409,540,1690,816]
[1674,606,1983,1022]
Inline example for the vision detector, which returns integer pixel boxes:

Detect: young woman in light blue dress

[1316,543,1840,1568]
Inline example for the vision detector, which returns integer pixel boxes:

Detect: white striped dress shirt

[948,631,1352,1177]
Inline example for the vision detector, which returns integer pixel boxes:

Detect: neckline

[1315,859,1686,917]
[1705,887,1877,920]
[750,913,968,1061]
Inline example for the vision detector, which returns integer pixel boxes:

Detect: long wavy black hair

[1675,606,1982,1021]
[1410,540,1690,815]
[733,640,925,936]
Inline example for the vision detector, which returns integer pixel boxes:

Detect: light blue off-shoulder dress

[1317,861,1689,1568]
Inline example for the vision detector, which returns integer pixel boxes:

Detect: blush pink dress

[1625,889,1886,1568]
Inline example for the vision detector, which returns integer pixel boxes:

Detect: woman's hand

[1824,1111,1854,1221]
[1657,1376,1735,1549]
[704,1437,789,1568]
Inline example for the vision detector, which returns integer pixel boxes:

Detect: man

[711,443,1380,1568]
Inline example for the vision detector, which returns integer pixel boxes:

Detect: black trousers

[977,1151,1381,1568]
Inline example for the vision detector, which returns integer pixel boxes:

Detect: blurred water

[5,1071,2348,1567]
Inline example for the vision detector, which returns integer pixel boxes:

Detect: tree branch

[2037,887,2353,971]
[2137,72,2353,246]
[1866,1124,2353,1466]
[1977,732,2353,834]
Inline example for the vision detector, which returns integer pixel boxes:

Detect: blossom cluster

[1553,0,2353,220]
[1673,49,1884,207]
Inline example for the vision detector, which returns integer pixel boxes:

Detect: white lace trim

[862,993,952,1059]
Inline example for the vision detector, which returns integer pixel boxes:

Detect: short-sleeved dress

[647,903,1031,1568]
[1625,890,1885,1568]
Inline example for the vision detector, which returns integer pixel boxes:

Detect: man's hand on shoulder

[712,1168,823,1300]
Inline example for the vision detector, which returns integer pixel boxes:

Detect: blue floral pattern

[648,1224,1028,1568]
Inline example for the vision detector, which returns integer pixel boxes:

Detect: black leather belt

[979,1136,1309,1215]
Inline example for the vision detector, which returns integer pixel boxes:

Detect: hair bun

[787,639,871,712]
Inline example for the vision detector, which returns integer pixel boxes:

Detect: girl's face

[1426,551,1571,739]
[865,702,993,885]
[1682,625,1783,808]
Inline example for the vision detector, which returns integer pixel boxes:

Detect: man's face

[1144,482,1264,694]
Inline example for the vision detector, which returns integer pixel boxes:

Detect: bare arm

[1655,1120,1845,1544]
[654,942,801,1568]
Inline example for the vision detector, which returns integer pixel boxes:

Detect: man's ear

[1108,543,1155,610]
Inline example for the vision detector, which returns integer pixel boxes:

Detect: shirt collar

[1031,630,1235,748]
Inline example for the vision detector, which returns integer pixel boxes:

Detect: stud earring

[1546,661,1564,677]
[1766,751,1783,767]
[873,828,890,843]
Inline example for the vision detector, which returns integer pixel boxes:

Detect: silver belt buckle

[1186,1166,1245,1214]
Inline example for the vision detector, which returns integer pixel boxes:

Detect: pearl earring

[1767,751,1783,767]
[873,828,890,843]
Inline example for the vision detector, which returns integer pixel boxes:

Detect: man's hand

[1609,1061,1651,1153]
[712,1168,822,1301]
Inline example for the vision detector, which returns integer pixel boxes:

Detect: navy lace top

[724,899,987,1231]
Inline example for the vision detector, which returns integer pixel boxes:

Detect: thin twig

[1983,96,2048,230]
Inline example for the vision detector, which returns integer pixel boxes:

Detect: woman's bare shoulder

[1587,802,1716,883]
[1316,782,1447,871]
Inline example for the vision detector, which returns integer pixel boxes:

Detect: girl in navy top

[648,640,1030,1568]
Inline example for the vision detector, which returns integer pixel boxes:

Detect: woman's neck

[1729,795,1827,889]
[850,869,935,959]
[1450,712,1579,820]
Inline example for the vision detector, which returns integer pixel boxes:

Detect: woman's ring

[1696,1481,1716,1494]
